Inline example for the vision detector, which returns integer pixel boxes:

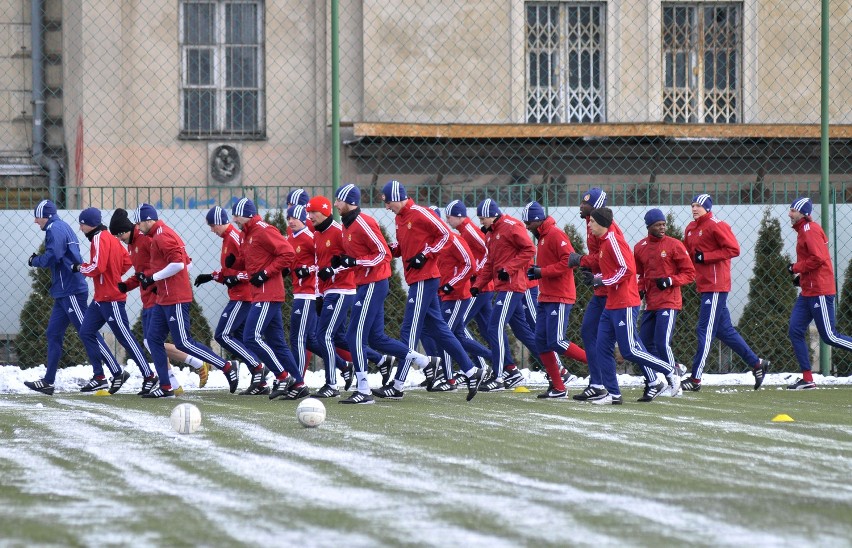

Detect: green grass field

[1,386,850,546]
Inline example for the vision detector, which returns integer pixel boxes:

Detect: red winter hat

[306,196,332,214]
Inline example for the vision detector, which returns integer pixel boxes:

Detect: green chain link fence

[2,0,851,376]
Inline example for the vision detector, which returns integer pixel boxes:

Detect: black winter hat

[109,208,135,235]
[590,207,613,228]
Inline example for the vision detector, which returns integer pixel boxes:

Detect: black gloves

[655,277,673,290]
[317,267,334,281]
[138,273,155,289]
[28,253,37,267]
[480,225,490,234]
[639,289,646,300]
[194,274,214,287]
[592,275,605,288]
[440,283,454,295]
[250,270,268,287]
[407,253,428,270]
[579,268,596,286]
[694,250,704,264]
[71,263,81,273]
[787,263,795,274]
[470,275,477,284]
[567,252,583,268]
[224,253,236,268]
[281,267,291,278]
[223,275,240,288]
[117,282,128,293]
[315,296,324,315]
[497,269,510,282]
[332,255,356,268]
[470,287,480,297]
[527,266,542,280]
[792,275,801,287]
[295,266,311,279]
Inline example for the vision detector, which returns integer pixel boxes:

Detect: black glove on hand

[787,263,795,274]
[139,274,155,289]
[295,266,311,279]
[579,269,596,286]
[470,287,480,297]
[117,282,128,293]
[281,268,291,278]
[793,274,801,287]
[150,286,158,295]
[194,274,214,287]
[333,255,356,268]
[469,275,477,284]
[639,289,646,300]
[28,253,37,267]
[567,252,583,268]
[224,253,236,268]
[497,269,510,282]
[250,270,268,287]
[655,277,673,290]
[71,263,81,273]
[694,250,704,264]
[315,296,324,315]
[592,275,605,288]
[527,266,542,280]
[223,275,240,288]
[317,267,334,281]
[407,253,427,270]
[480,225,490,234]
[440,283,454,295]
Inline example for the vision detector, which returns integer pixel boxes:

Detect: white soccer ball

[296,398,326,428]
[170,403,202,434]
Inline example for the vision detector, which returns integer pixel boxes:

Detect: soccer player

[786,197,852,389]
[333,183,442,404]
[682,194,769,391]
[371,181,483,401]
[230,198,307,400]
[193,206,267,394]
[109,208,193,395]
[135,203,238,398]
[582,207,681,405]
[522,201,587,399]
[73,207,145,394]
[634,208,694,400]
[472,198,539,392]
[24,200,119,395]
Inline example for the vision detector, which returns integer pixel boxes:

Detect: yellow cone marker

[94,389,111,396]
[514,386,530,393]
[771,414,795,422]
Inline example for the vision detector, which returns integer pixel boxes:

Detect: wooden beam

[352,122,852,140]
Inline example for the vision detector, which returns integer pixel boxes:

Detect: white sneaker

[664,372,682,398]
[591,393,623,405]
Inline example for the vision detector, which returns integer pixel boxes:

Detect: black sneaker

[340,361,354,391]
[753,359,769,390]
[372,385,404,399]
[378,355,396,386]
[572,385,603,401]
[537,387,567,399]
[429,380,458,392]
[239,381,270,395]
[465,367,484,402]
[786,378,816,390]
[681,378,702,392]
[579,386,610,402]
[503,368,524,389]
[479,376,505,392]
[314,384,341,398]
[141,387,174,398]
[108,370,130,394]
[224,361,239,393]
[80,376,108,393]
[638,380,666,402]
[24,379,54,395]
[560,368,578,385]
[138,375,158,396]
[269,376,295,400]
[279,384,310,401]
[339,391,375,404]
[421,356,441,390]
[591,393,622,405]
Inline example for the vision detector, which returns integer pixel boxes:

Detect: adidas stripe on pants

[638,308,678,384]
[79,300,153,377]
[789,294,852,371]
[692,292,758,380]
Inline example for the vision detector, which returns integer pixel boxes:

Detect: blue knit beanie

[445,200,467,218]
[34,199,57,219]
[790,197,812,216]
[692,194,713,211]
[136,203,158,222]
[287,204,307,223]
[521,201,546,222]
[476,198,501,218]
[381,180,408,202]
[206,206,229,225]
[287,189,310,206]
[644,208,666,227]
[78,207,102,227]
[336,184,361,206]
[582,188,607,208]
[232,198,257,217]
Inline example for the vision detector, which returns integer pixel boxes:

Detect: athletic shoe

[141,387,174,398]
[24,379,54,395]
[478,376,505,392]
[340,361,354,391]
[503,368,524,389]
[665,372,682,398]
[465,367,484,402]
[378,355,396,386]
[239,381,270,395]
[429,380,458,392]
[314,384,341,398]
[372,385,404,400]
[537,388,567,399]
[591,393,623,405]
[681,378,702,392]
[753,359,769,390]
[224,361,239,393]
[173,386,185,396]
[279,384,310,401]
[197,362,210,388]
[339,391,375,404]
[561,368,578,385]
[422,356,441,390]
[108,370,130,394]
[137,375,158,396]
[786,378,816,390]
[572,385,607,401]
[676,363,688,376]
[80,376,108,393]
[637,380,666,402]
[269,376,295,400]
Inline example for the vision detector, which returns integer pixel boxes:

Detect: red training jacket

[314,218,355,295]
[239,215,295,303]
[80,228,132,302]
[393,199,449,284]
[634,234,695,310]
[122,228,157,309]
[211,224,251,302]
[580,218,624,298]
[148,220,193,305]
[340,210,392,285]
[791,217,836,297]
[597,227,641,310]
[533,217,576,304]
[436,232,474,301]
[456,217,494,292]
[683,212,739,293]
[287,226,318,297]
[473,214,535,293]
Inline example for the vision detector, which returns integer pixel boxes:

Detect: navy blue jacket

[31,217,88,298]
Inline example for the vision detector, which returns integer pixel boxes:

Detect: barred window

[180,1,265,138]
[526,3,606,123]
[663,3,742,123]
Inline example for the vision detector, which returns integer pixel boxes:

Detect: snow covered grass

[1,364,850,546]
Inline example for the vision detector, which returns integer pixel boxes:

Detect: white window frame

[179,0,265,138]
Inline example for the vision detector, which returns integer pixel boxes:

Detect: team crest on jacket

[660,250,667,258]
[325,240,331,247]
[296,246,301,253]
[249,237,253,244]
[496,234,500,239]
[407,221,412,230]
[699,230,703,236]
[348,234,352,241]
[134,246,138,253]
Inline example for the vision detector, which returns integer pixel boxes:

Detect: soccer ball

[170,403,202,434]
[296,398,326,428]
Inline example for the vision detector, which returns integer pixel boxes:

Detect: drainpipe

[31,0,61,204]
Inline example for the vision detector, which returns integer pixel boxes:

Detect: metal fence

[1,0,852,374]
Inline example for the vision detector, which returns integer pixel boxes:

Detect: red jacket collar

[694,211,714,226]
[536,216,556,236]
[242,214,262,232]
